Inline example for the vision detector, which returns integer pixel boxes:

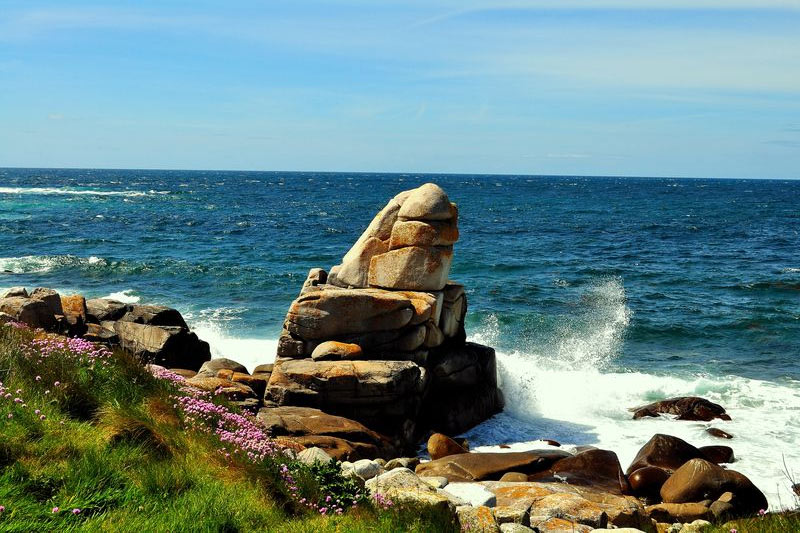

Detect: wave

[0,186,158,197]
[464,277,800,509]
[104,290,140,304]
[0,255,109,274]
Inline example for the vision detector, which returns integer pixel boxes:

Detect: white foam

[189,321,277,373]
[0,255,108,274]
[0,186,148,197]
[104,290,140,304]
[464,277,800,510]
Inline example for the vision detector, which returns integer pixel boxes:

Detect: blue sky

[1,1,799,178]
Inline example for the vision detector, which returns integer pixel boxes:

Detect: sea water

[1,168,798,508]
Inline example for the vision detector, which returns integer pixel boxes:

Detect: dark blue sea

[1,168,799,506]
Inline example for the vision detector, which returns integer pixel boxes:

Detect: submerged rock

[631,397,730,422]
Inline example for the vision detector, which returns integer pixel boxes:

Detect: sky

[0,1,799,178]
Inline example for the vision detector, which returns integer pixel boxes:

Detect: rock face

[266,183,503,450]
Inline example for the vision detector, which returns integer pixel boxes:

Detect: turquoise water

[2,168,799,506]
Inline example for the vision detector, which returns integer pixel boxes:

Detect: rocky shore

[0,183,770,533]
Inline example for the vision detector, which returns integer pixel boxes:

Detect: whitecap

[0,186,148,197]
[105,290,140,304]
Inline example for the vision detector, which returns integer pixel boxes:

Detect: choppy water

[1,168,799,507]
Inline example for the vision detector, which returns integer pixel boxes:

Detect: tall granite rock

[265,183,503,451]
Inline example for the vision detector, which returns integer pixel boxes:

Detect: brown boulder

[706,427,734,439]
[416,450,570,482]
[499,472,529,482]
[632,397,730,422]
[660,458,767,515]
[699,445,735,464]
[285,288,415,340]
[628,466,671,500]
[30,288,64,316]
[530,449,631,495]
[626,434,704,475]
[82,323,119,344]
[0,296,57,330]
[185,376,257,401]
[397,183,454,221]
[311,341,363,361]
[427,433,468,460]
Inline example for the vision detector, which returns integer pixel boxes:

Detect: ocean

[1,168,799,508]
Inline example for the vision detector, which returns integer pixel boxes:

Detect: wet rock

[699,445,734,464]
[628,466,671,500]
[416,450,571,482]
[660,459,767,516]
[428,433,469,460]
[529,449,631,495]
[705,427,734,439]
[626,434,704,475]
[632,397,730,422]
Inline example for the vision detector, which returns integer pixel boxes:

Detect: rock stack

[265,183,503,450]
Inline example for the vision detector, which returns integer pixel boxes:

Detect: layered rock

[265,183,503,450]
[0,289,210,371]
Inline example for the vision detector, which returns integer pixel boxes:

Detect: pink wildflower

[52,507,59,513]
[71,508,81,515]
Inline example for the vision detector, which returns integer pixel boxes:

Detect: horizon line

[1,166,798,181]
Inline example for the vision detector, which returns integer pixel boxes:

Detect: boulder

[428,433,469,460]
[29,288,64,316]
[385,457,420,471]
[389,219,458,249]
[285,288,415,340]
[416,450,571,482]
[499,472,529,483]
[529,449,631,495]
[443,482,497,507]
[311,341,363,361]
[256,405,394,459]
[699,445,734,464]
[397,183,454,221]
[344,459,383,480]
[184,376,257,401]
[120,304,188,329]
[0,312,15,325]
[482,481,647,531]
[1,287,27,298]
[113,321,210,371]
[0,296,57,330]
[297,447,334,465]
[706,427,734,439]
[365,467,432,494]
[498,525,535,533]
[632,397,730,422]
[368,246,453,291]
[86,298,130,322]
[82,323,119,344]
[60,294,88,335]
[217,370,267,400]
[628,466,671,500]
[660,459,767,515]
[196,358,248,378]
[626,434,704,475]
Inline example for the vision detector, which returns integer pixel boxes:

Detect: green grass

[0,324,458,532]
[709,513,800,533]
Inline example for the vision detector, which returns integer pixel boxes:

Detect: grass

[0,323,459,532]
[710,513,800,533]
